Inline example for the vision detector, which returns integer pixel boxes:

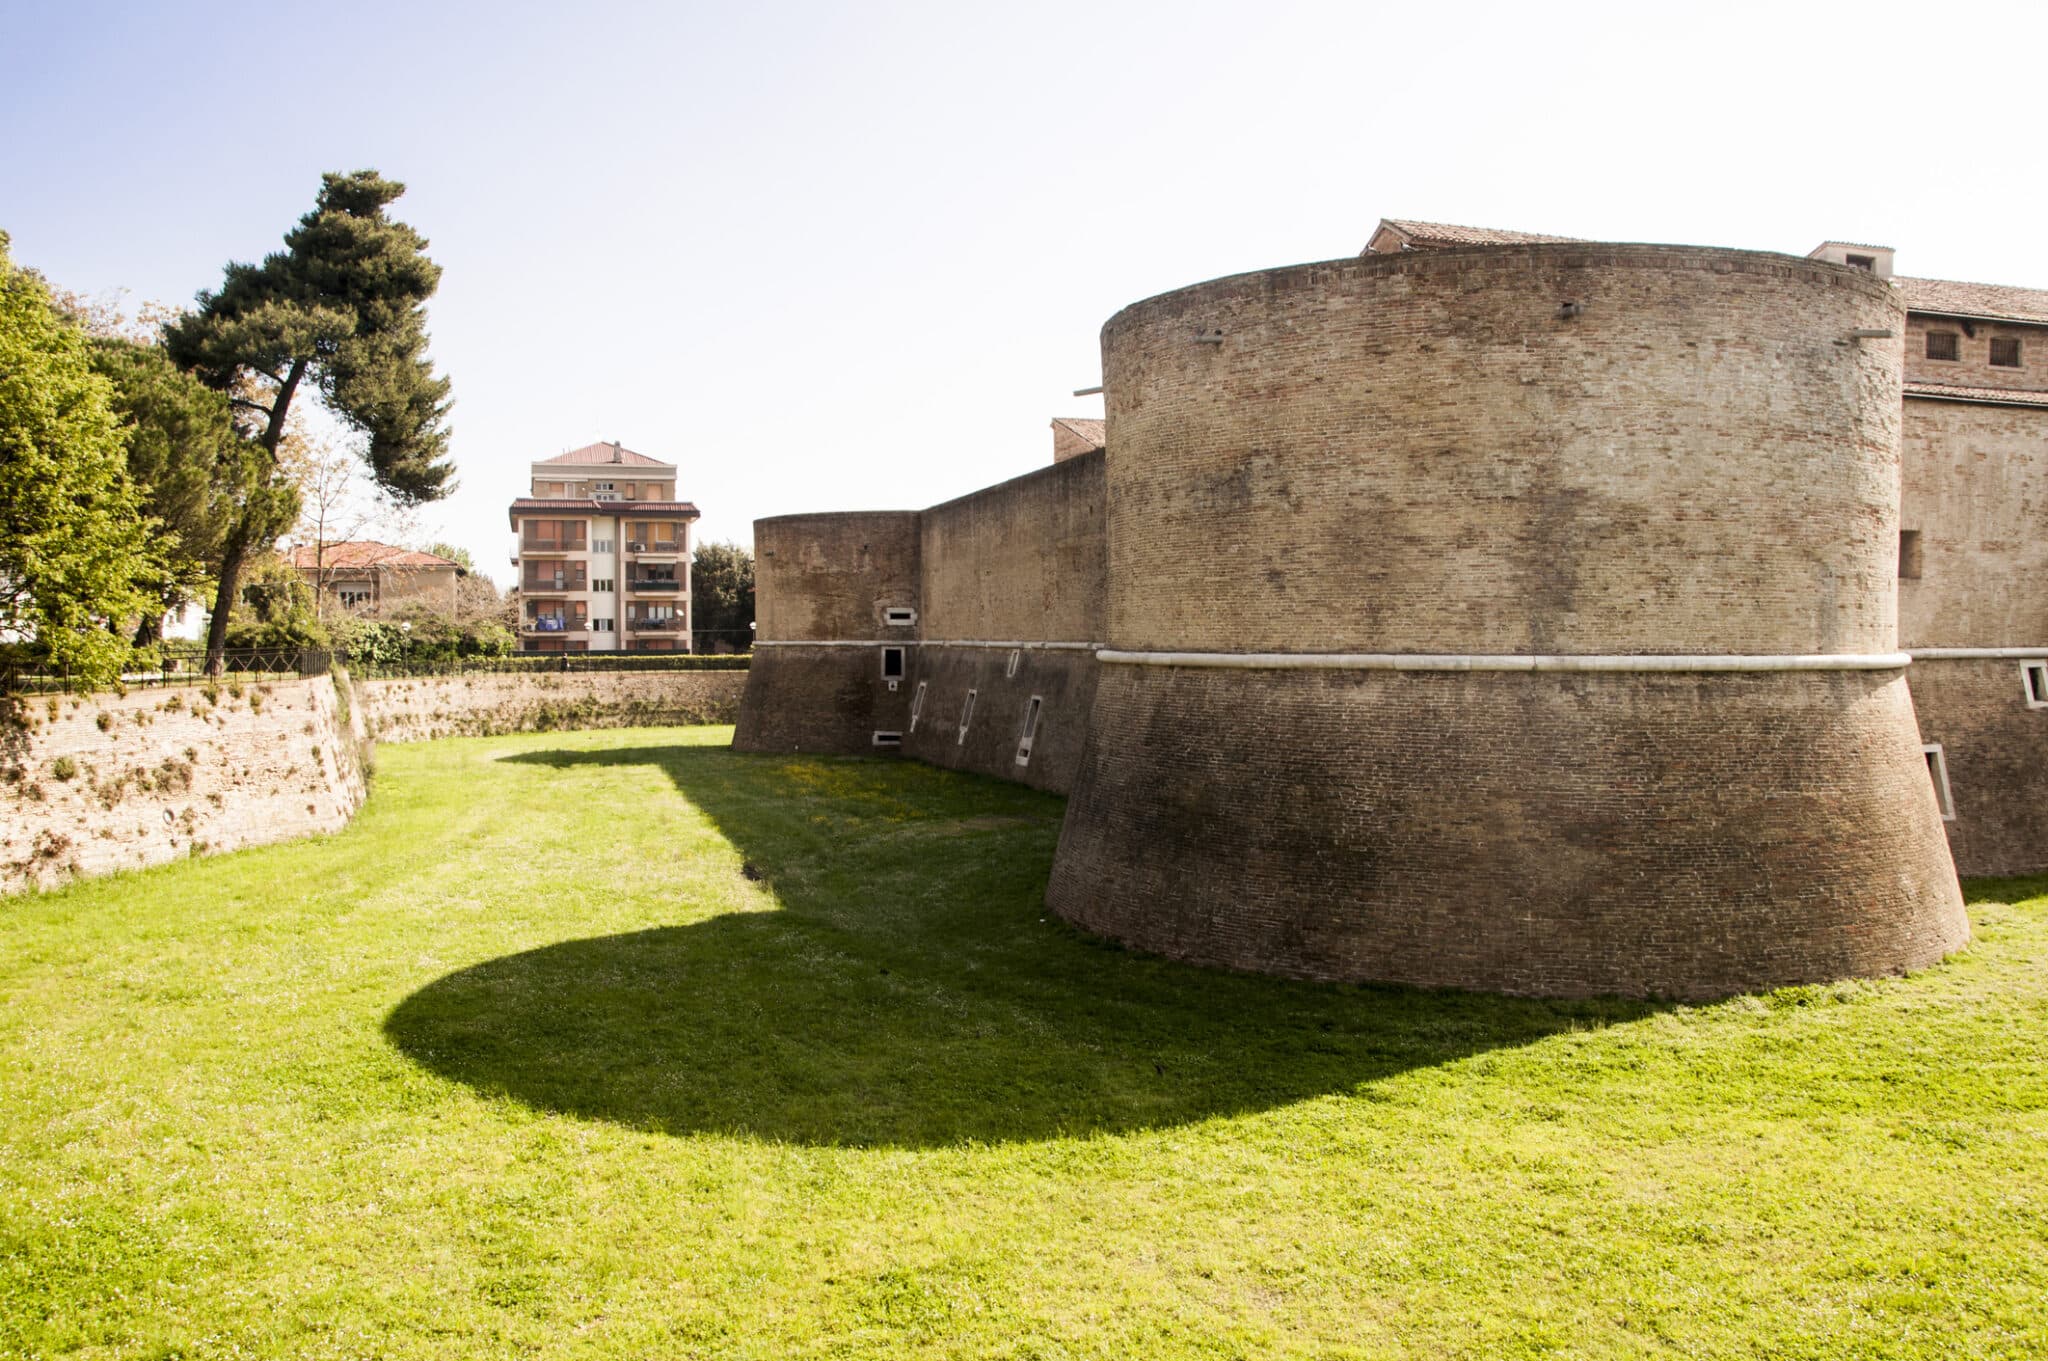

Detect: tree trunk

[205,357,309,676]
[203,527,250,676]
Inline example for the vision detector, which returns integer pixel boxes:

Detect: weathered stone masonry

[738,241,2020,999]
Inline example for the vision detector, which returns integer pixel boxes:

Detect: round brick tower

[1045,243,1968,999]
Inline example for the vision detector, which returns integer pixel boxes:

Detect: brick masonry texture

[1099,246,1906,657]
[919,454,1105,645]
[1910,657,2048,877]
[1048,667,1966,999]
[735,646,909,755]
[358,671,746,743]
[2,676,368,895]
[1899,397,2048,649]
[900,647,1098,794]
[753,512,921,643]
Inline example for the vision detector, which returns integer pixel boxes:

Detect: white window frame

[2022,660,2048,710]
[908,680,928,734]
[1015,695,1043,767]
[881,646,905,679]
[883,606,918,627]
[1006,648,1021,679]
[591,619,614,632]
[1922,743,1956,821]
[593,578,615,592]
[872,731,902,748]
[957,688,977,745]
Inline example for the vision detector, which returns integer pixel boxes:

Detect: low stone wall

[357,670,747,743]
[1,674,369,895]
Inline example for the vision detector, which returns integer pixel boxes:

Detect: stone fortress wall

[736,238,2048,999]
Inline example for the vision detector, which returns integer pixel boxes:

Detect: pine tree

[166,170,454,673]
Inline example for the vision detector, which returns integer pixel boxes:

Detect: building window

[2023,661,2048,709]
[593,538,614,553]
[872,731,902,747]
[593,579,614,592]
[881,646,905,680]
[883,606,917,627]
[592,619,614,632]
[1925,331,1960,362]
[909,680,928,733]
[957,688,977,745]
[1005,649,1021,679]
[1015,695,1043,767]
[1922,744,1956,821]
[1844,253,1875,271]
[1990,337,2022,368]
[339,589,371,609]
[1898,529,1923,580]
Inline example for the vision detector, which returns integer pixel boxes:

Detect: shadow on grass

[384,742,1663,1148]
[1963,873,2048,906]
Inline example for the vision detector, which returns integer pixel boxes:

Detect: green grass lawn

[2,726,2044,1359]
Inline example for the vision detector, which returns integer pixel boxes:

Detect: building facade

[508,441,700,653]
[289,541,465,616]
[735,222,2048,1000]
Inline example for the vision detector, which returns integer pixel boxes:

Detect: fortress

[735,221,2048,999]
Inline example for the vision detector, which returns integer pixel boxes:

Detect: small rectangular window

[908,680,928,733]
[1015,695,1043,767]
[1990,337,2021,368]
[881,646,905,680]
[1005,648,1021,679]
[2022,661,2048,709]
[593,538,614,553]
[957,688,977,745]
[593,578,614,592]
[1898,529,1923,580]
[591,619,614,632]
[1926,331,1960,362]
[872,731,902,747]
[1922,743,1956,821]
[1844,253,1875,271]
[883,606,917,627]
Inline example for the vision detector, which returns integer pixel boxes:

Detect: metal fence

[342,653,752,680]
[0,647,332,696]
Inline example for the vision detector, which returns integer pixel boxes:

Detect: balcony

[627,577,680,592]
[519,539,587,556]
[629,616,683,632]
[521,616,588,635]
[522,576,587,594]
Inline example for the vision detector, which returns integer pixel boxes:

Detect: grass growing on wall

[0,726,2043,1359]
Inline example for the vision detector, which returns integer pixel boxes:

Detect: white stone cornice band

[1907,647,2048,659]
[1095,649,1914,673]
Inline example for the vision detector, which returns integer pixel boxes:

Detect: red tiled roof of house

[537,440,672,467]
[288,541,462,571]
[1903,380,2048,409]
[1898,276,2048,326]
[1370,218,1585,250]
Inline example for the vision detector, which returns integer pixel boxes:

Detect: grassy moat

[2,726,2043,1358]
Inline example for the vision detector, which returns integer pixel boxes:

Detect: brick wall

[1899,397,2048,648]
[753,511,921,643]
[1911,656,2048,877]
[357,670,747,743]
[734,646,909,755]
[918,452,1105,645]
[1049,667,1965,999]
[1,675,368,895]
[1099,246,1904,657]
[899,646,1098,794]
[1904,313,2048,394]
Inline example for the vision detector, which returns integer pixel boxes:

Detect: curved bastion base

[1045,664,1967,1000]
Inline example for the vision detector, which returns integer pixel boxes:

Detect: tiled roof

[1898,276,2048,325]
[1051,416,1106,448]
[1372,218,1584,250]
[1904,381,2048,409]
[289,541,461,571]
[509,498,702,528]
[537,440,671,467]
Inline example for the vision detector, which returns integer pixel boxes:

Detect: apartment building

[508,441,701,652]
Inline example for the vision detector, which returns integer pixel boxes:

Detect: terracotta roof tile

[288,541,461,571]
[1372,218,1585,250]
[537,440,672,467]
[1904,380,2048,409]
[1898,276,2048,325]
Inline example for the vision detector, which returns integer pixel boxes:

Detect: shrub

[51,756,77,781]
[95,711,112,732]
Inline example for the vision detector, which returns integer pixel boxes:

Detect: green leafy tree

[166,170,455,673]
[0,233,158,684]
[87,337,262,644]
[223,550,327,650]
[691,540,755,653]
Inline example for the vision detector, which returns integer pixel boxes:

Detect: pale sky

[5,0,2045,586]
